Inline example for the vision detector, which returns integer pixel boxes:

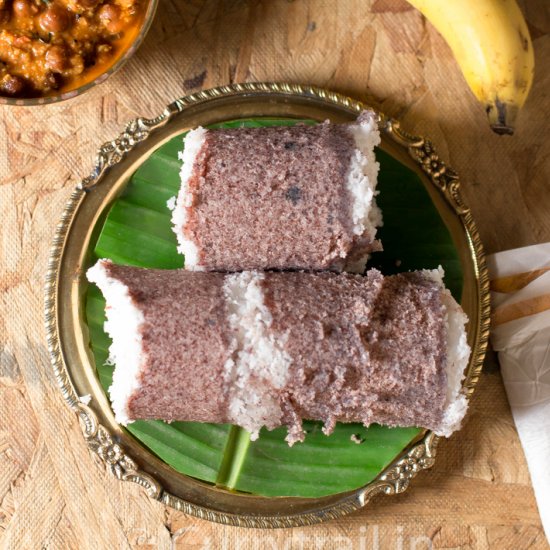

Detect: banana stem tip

[487,100,518,136]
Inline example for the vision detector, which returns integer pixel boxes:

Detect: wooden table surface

[1,1,550,548]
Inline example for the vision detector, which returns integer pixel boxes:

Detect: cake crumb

[79,394,92,405]
[395,259,402,267]
[351,433,365,444]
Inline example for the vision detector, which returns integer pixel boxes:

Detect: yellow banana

[406,0,535,135]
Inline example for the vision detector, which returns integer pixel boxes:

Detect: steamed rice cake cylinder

[168,111,382,272]
[256,269,470,444]
[86,260,234,425]
[88,260,471,445]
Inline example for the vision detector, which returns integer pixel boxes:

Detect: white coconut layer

[346,112,382,239]
[222,272,292,440]
[86,260,146,425]
[423,267,471,437]
[167,127,207,270]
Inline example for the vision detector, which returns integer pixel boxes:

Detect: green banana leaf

[85,118,461,497]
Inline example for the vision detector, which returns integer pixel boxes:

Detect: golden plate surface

[44,83,490,528]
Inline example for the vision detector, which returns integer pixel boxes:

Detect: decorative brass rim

[44,82,490,528]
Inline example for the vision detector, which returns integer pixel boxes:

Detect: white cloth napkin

[488,243,550,542]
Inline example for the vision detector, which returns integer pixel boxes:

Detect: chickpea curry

[0,0,146,98]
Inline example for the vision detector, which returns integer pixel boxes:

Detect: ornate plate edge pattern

[44,82,490,528]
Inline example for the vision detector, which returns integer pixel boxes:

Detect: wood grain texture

[1,0,549,548]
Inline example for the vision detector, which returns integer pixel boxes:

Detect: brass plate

[44,83,490,528]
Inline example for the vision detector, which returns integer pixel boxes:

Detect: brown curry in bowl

[0,0,147,99]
